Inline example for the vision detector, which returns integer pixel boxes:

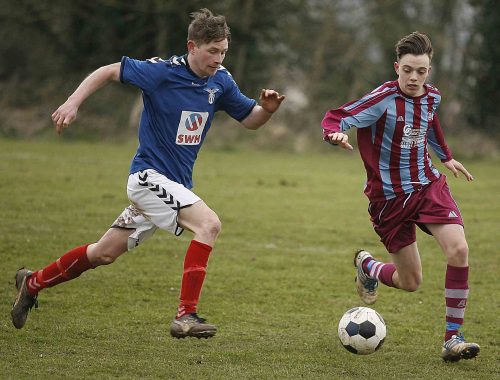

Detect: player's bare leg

[426,223,479,361]
[86,227,131,266]
[178,200,221,247]
[170,201,220,338]
[389,243,422,292]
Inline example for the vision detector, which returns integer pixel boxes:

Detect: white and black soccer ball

[337,307,386,355]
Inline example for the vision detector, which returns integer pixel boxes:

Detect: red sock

[176,240,212,318]
[27,244,94,296]
[444,265,469,341]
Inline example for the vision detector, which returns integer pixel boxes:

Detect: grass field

[0,138,498,379]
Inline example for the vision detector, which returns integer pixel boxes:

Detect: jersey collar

[396,81,430,101]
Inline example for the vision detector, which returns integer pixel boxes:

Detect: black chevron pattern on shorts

[137,171,180,210]
[138,171,149,187]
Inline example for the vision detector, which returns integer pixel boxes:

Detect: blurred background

[1,0,498,156]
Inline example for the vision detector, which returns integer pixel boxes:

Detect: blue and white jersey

[322,81,453,202]
[120,55,256,189]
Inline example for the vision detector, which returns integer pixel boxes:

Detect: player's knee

[191,213,222,242]
[403,283,420,292]
[447,241,469,264]
[98,253,118,265]
[400,273,422,292]
[89,251,116,266]
[203,214,222,239]
[87,243,124,266]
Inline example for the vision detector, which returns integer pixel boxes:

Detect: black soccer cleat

[170,313,217,339]
[11,268,38,329]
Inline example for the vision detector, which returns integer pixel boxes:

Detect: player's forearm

[321,110,342,140]
[428,115,453,162]
[66,63,121,107]
[240,105,273,130]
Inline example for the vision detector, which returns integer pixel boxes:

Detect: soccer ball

[337,307,386,355]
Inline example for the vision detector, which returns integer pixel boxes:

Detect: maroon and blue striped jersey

[322,80,453,202]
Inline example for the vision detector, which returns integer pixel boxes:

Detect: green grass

[0,138,498,379]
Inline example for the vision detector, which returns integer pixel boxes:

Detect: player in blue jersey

[11,8,285,338]
[322,32,479,361]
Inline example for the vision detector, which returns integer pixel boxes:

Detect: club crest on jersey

[427,111,434,121]
[204,88,219,104]
[176,111,208,145]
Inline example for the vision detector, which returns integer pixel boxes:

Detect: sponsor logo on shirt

[448,210,459,218]
[401,123,425,149]
[176,111,208,145]
[397,115,404,122]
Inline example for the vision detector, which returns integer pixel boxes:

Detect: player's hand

[52,101,79,135]
[327,132,353,151]
[443,159,473,181]
[259,89,285,114]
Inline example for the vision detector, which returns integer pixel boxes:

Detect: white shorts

[112,169,201,250]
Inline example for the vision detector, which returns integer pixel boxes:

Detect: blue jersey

[120,55,256,189]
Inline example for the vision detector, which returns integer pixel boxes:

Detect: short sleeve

[120,56,166,93]
[216,74,256,121]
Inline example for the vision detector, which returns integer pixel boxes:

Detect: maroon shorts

[368,175,463,253]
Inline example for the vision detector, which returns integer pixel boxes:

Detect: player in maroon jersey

[322,32,479,361]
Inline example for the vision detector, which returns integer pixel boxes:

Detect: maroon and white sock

[363,258,397,288]
[444,265,469,341]
[27,244,94,296]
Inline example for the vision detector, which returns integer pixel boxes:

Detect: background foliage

[0,0,499,153]
[1,1,499,376]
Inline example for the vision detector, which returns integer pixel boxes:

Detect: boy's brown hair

[188,8,231,45]
[395,32,433,61]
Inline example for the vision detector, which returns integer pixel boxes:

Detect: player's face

[394,54,431,97]
[187,39,229,78]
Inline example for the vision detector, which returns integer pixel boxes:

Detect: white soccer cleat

[441,334,480,362]
[354,250,378,305]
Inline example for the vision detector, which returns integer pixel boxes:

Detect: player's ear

[187,40,197,55]
[394,61,399,74]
